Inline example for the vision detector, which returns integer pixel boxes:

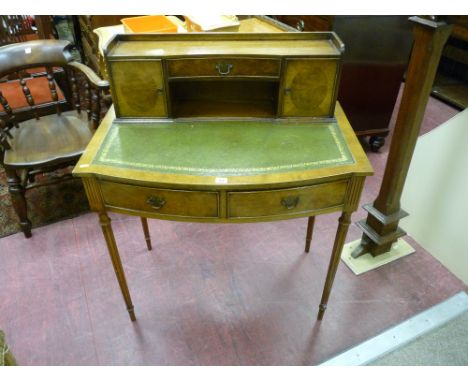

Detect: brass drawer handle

[146,195,166,210]
[296,19,305,31]
[216,62,233,76]
[281,196,300,210]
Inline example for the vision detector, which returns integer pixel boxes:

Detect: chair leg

[140,217,152,251]
[305,216,315,253]
[5,167,32,238]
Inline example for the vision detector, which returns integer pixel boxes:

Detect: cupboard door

[281,59,339,117]
[110,60,167,117]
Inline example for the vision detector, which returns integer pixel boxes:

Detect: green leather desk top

[92,120,354,176]
[74,105,373,189]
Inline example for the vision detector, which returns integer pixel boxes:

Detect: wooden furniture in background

[0,16,36,46]
[273,15,334,32]
[274,16,414,151]
[74,32,373,322]
[0,40,109,238]
[34,16,56,40]
[76,16,133,76]
[351,17,452,257]
[432,16,468,109]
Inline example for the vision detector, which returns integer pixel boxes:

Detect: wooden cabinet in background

[275,16,414,151]
[432,16,468,109]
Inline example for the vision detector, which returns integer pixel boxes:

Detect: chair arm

[67,61,109,91]
[0,118,11,150]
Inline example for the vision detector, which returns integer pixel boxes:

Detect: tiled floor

[0,93,466,365]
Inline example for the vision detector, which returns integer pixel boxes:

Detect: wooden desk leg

[140,217,152,251]
[317,211,351,320]
[305,216,315,253]
[99,212,136,321]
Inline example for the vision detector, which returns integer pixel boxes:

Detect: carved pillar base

[351,204,409,258]
[343,238,415,275]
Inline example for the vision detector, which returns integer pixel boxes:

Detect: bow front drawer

[227,181,347,218]
[167,58,281,78]
[99,181,219,218]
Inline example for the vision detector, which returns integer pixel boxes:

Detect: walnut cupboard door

[109,60,167,117]
[280,59,339,118]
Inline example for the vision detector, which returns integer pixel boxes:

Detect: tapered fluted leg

[99,212,136,321]
[305,216,315,253]
[317,211,351,320]
[140,217,152,251]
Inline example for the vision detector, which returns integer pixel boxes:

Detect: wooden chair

[0,39,109,238]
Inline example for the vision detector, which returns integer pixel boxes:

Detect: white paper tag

[215,177,228,184]
[25,47,32,54]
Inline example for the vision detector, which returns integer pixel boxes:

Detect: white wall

[400,108,468,284]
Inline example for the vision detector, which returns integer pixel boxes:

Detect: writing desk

[74,102,372,321]
[73,32,373,322]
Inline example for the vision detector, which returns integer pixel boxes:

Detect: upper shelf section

[104,32,345,59]
[104,32,345,119]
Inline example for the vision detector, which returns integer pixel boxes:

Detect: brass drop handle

[281,196,300,210]
[296,19,305,31]
[216,62,233,76]
[155,88,164,96]
[146,195,166,210]
[284,87,292,96]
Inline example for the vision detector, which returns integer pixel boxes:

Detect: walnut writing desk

[73,32,373,322]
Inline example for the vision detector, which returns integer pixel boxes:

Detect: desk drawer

[100,181,219,218]
[227,181,347,218]
[167,58,281,78]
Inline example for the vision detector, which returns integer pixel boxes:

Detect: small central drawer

[167,58,281,78]
[227,181,347,218]
[100,181,219,218]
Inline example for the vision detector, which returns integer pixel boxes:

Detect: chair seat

[4,110,92,167]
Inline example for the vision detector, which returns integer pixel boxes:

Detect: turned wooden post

[352,16,453,258]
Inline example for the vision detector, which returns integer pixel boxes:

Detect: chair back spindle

[85,80,91,121]
[68,68,81,114]
[46,66,61,115]
[91,88,101,130]
[18,71,39,119]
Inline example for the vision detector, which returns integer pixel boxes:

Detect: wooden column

[352,17,453,258]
